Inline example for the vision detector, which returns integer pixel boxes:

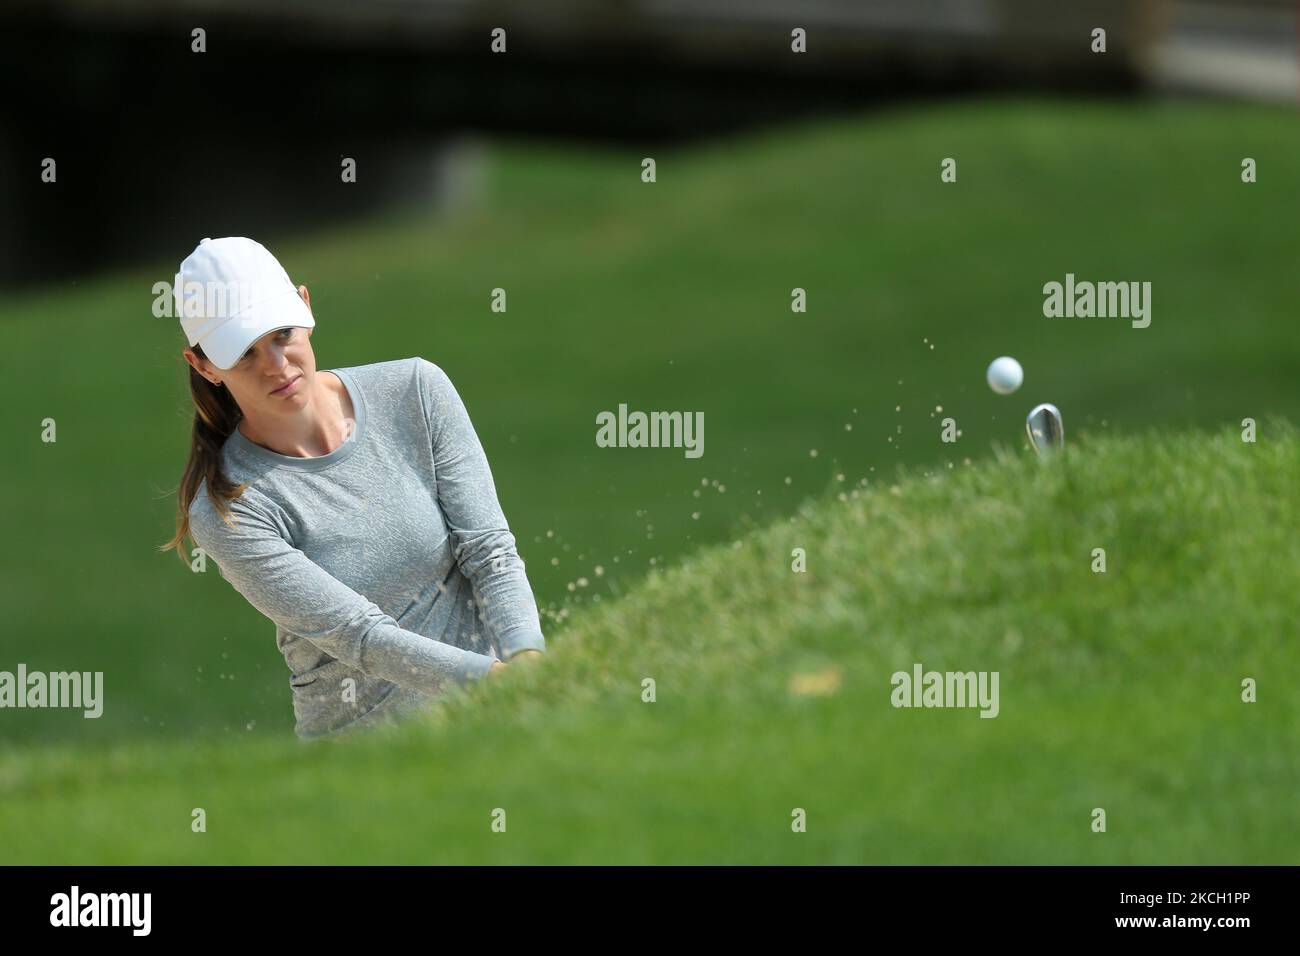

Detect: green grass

[2,426,1295,864]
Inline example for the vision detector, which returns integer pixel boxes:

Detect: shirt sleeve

[417,358,547,661]
[189,486,498,691]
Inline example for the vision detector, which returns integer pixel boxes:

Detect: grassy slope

[2,426,1296,864]
[1,98,1298,742]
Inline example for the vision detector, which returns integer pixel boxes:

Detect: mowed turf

[1,427,1295,863]
[0,98,1297,747]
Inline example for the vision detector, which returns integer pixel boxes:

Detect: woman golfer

[162,237,546,739]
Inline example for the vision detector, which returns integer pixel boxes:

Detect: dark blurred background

[14,0,1292,288]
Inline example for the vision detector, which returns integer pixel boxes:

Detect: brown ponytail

[159,343,252,564]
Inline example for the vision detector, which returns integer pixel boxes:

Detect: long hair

[159,343,251,563]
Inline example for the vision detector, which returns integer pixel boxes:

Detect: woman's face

[184,287,319,417]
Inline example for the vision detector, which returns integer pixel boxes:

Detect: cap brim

[200,289,316,369]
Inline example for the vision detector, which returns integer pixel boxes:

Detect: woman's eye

[242,331,291,360]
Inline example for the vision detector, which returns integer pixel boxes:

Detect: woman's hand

[488,649,541,677]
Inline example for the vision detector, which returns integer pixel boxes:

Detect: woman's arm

[189,488,498,691]
[417,358,547,662]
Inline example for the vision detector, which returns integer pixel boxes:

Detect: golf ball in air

[986,356,1023,395]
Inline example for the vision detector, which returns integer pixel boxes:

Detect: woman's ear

[298,284,312,312]
[181,347,205,377]
[183,347,224,386]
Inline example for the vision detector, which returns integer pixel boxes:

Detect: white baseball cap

[175,236,315,370]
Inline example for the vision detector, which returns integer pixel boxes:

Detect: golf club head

[1026,403,1064,458]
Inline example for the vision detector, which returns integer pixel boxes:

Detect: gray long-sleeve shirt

[187,356,546,739]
